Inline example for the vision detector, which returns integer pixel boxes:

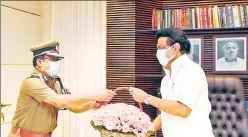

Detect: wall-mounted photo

[188,38,203,67]
[215,37,247,72]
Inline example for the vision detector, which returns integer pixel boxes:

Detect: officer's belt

[11,127,52,137]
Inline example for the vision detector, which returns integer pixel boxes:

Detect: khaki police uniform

[8,41,64,137]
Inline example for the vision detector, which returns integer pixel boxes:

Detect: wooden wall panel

[135,31,161,75]
[242,79,248,100]
[135,1,162,30]
[107,0,136,105]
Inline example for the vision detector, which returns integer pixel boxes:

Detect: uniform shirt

[160,54,214,137]
[11,69,61,134]
[216,57,246,71]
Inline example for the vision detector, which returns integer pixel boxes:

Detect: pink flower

[105,122,116,131]
[122,123,130,133]
[91,103,153,136]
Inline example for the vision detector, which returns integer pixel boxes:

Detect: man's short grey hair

[223,40,239,49]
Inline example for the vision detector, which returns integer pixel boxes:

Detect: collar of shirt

[33,69,56,89]
[163,54,189,79]
[225,57,238,62]
[33,69,50,82]
[171,53,189,70]
[163,67,171,77]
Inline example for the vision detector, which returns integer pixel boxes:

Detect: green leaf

[90,121,107,131]
[145,130,154,137]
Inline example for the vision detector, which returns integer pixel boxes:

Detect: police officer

[8,41,116,137]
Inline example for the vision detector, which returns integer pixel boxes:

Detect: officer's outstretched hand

[95,89,117,102]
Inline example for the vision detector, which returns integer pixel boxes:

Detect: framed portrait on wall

[187,36,204,67]
[213,35,247,73]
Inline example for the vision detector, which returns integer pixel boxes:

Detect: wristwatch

[144,94,152,105]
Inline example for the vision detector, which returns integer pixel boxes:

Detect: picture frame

[213,35,247,73]
[187,36,204,68]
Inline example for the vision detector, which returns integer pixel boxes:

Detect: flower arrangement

[90,103,154,137]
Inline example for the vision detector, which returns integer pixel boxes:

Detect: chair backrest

[207,75,248,137]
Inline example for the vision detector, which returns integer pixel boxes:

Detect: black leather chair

[207,75,248,137]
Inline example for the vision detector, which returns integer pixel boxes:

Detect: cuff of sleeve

[34,93,58,103]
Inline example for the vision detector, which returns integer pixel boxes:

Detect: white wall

[41,1,52,43]
[1,1,52,136]
[1,1,42,15]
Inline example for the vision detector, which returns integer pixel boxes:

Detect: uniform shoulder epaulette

[26,72,41,79]
[28,74,40,78]
[29,74,40,79]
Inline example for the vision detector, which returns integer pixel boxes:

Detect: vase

[100,129,136,137]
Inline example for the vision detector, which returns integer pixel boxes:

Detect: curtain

[51,1,106,137]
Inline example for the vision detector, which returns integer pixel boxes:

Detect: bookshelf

[107,0,248,136]
[152,6,248,30]
[136,26,248,33]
